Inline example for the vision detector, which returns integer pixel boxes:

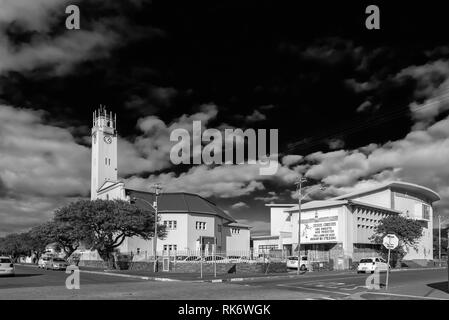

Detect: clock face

[104,136,112,144]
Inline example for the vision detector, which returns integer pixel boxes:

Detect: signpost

[383,234,399,290]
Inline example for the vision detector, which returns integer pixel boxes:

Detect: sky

[1,1,449,236]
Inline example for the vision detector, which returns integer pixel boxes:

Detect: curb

[79,270,180,282]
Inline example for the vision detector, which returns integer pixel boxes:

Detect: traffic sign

[383,234,399,250]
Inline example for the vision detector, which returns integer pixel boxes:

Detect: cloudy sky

[1,1,449,236]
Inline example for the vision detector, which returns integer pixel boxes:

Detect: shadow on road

[427,282,449,294]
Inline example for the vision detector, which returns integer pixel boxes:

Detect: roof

[285,199,402,214]
[125,189,236,223]
[285,200,348,212]
[265,204,297,207]
[226,222,251,229]
[330,181,440,203]
[251,235,279,240]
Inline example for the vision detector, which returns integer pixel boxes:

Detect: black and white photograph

[0,0,448,308]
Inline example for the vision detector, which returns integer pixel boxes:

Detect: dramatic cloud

[0,104,90,235]
[118,104,219,175]
[230,202,249,210]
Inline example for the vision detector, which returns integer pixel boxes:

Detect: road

[233,268,449,300]
[0,265,448,300]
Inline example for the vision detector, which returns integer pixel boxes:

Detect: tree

[370,215,424,267]
[0,233,34,261]
[54,199,166,268]
[44,219,83,258]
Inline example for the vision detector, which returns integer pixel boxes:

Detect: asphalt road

[1,265,448,300]
[233,268,449,299]
[0,264,146,290]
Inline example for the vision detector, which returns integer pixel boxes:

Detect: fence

[74,248,333,265]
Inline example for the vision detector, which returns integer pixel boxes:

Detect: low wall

[77,260,287,273]
[132,261,287,273]
[77,260,108,269]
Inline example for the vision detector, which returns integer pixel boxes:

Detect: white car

[286,256,309,271]
[38,256,51,268]
[357,257,390,273]
[0,256,15,277]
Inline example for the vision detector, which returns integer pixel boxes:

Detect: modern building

[89,107,250,256]
[253,182,440,269]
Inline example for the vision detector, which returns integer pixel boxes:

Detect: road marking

[364,292,449,300]
[277,284,351,296]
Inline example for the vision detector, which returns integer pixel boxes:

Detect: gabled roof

[226,222,251,229]
[125,189,236,223]
[330,181,440,203]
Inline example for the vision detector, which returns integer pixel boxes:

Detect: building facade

[89,108,250,256]
[253,182,440,269]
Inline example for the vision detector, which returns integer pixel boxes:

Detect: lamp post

[132,183,162,273]
[295,178,326,275]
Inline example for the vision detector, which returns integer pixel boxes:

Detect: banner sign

[300,216,338,243]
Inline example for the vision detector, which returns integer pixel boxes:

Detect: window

[258,245,278,252]
[163,220,177,230]
[423,204,430,220]
[217,224,222,233]
[195,221,206,230]
[163,244,178,251]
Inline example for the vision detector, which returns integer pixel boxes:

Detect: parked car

[38,256,51,268]
[178,256,201,262]
[226,256,250,263]
[175,255,189,261]
[286,256,309,271]
[44,257,69,270]
[202,255,228,263]
[0,256,15,277]
[357,257,390,274]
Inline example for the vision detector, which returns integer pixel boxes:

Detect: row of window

[163,244,177,251]
[161,220,238,233]
[164,220,177,230]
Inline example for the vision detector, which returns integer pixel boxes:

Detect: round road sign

[383,234,399,250]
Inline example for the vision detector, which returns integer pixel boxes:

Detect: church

[89,107,250,257]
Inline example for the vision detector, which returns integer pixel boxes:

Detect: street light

[132,183,162,273]
[294,177,326,275]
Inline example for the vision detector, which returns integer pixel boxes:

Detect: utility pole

[295,178,326,275]
[132,183,162,273]
[295,177,306,276]
[153,183,162,273]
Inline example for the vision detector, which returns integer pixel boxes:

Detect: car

[0,256,15,277]
[226,256,249,263]
[357,257,390,274]
[178,256,202,262]
[175,255,189,261]
[286,256,309,271]
[44,257,69,270]
[202,255,228,263]
[38,256,51,268]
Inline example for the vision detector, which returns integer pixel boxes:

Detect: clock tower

[91,106,118,199]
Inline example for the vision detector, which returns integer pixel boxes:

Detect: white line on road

[277,284,351,296]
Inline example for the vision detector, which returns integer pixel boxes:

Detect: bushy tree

[370,215,424,267]
[55,199,166,268]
